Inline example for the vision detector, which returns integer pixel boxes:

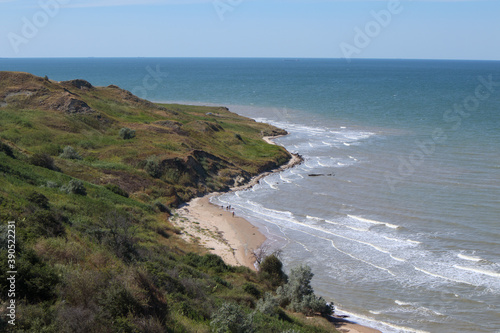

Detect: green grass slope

[0,72,338,332]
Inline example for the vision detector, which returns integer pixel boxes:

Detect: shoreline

[170,139,303,270]
[170,133,382,333]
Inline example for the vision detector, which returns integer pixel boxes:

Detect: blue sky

[1,0,499,60]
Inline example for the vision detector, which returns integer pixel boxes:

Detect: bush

[24,210,66,238]
[61,179,87,195]
[144,156,162,178]
[59,146,82,160]
[99,211,138,262]
[30,153,57,170]
[27,191,50,209]
[259,254,288,287]
[46,181,59,188]
[210,302,254,333]
[0,142,14,158]
[104,183,129,198]
[184,253,230,274]
[0,249,60,302]
[242,283,260,298]
[256,292,279,317]
[276,265,333,317]
[152,200,169,213]
[119,127,136,140]
[99,282,143,318]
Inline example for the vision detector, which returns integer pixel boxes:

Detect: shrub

[256,292,279,317]
[99,211,138,262]
[99,282,143,318]
[0,142,14,158]
[30,153,56,170]
[184,253,230,274]
[27,191,50,209]
[242,283,260,298]
[259,254,288,287]
[59,146,82,160]
[210,302,254,333]
[152,200,169,213]
[46,181,59,188]
[24,210,66,238]
[0,249,60,302]
[61,179,87,196]
[104,183,129,198]
[144,156,162,178]
[119,127,136,140]
[276,265,333,317]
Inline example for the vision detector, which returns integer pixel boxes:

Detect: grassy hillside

[0,72,338,332]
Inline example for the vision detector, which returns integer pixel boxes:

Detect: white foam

[457,253,483,262]
[454,265,500,279]
[306,215,323,222]
[413,266,475,286]
[343,142,351,146]
[336,308,431,333]
[395,300,412,306]
[328,240,395,276]
[263,178,279,190]
[279,174,291,183]
[348,215,401,229]
[324,219,368,232]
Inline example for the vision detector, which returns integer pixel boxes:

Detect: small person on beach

[232,212,235,217]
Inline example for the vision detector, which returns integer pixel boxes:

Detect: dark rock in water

[308,173,334,177]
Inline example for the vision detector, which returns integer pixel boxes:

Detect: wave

[457,253,483,262]
[413,266,475,286]
[246,208,396,275]
[324,219,368,232]
[279,174,291,183]
[348,215,401,229]
[453,265,500,279]
[263,178,279,190]
[335,308,431,333]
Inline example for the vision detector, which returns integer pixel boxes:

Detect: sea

[1,58,499,333]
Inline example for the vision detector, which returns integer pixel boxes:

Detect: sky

[0,0,499,60]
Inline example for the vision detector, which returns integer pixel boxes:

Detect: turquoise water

[2,58,499,332]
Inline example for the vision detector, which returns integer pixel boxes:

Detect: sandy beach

[170,137,382,333]
[172,194,265,269]
[171,143,303,270]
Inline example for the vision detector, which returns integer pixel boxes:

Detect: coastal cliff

[0,72,343,332]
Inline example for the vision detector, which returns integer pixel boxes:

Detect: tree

[276,265,333,317]
[259,253,288,287]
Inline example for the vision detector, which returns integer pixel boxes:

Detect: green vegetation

[119,127,136,140]
[0,72,338,332]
